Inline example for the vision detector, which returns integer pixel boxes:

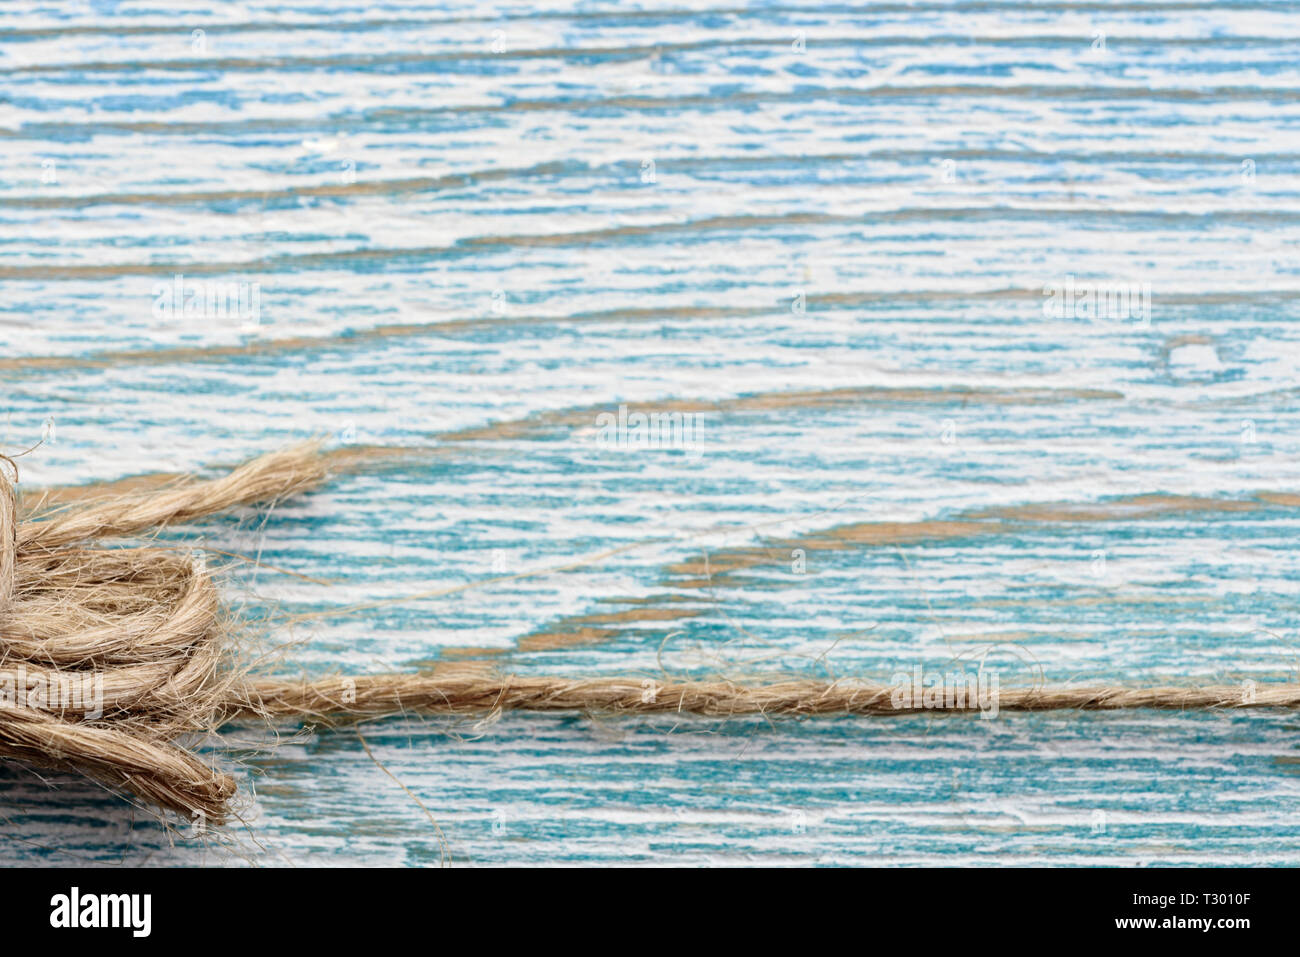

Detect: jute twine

[2,445,1297,822]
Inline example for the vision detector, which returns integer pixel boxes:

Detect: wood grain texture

[3,0,1300,865]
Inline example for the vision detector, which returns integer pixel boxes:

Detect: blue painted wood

[3,0,1300,864]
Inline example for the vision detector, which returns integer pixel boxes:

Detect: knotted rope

[2,445,1297,822]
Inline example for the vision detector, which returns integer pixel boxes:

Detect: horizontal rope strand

[234,675,1297,721]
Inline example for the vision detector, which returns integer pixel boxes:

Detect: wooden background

[3,0,1300,865]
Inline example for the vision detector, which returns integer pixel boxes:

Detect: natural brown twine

[235,674,1300,720]
[0,444,331,820]
[2,443,1296,823]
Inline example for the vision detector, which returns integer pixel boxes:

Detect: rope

[0,443,1292,822]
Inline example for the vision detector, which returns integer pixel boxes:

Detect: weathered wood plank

[2,0,1300,864]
